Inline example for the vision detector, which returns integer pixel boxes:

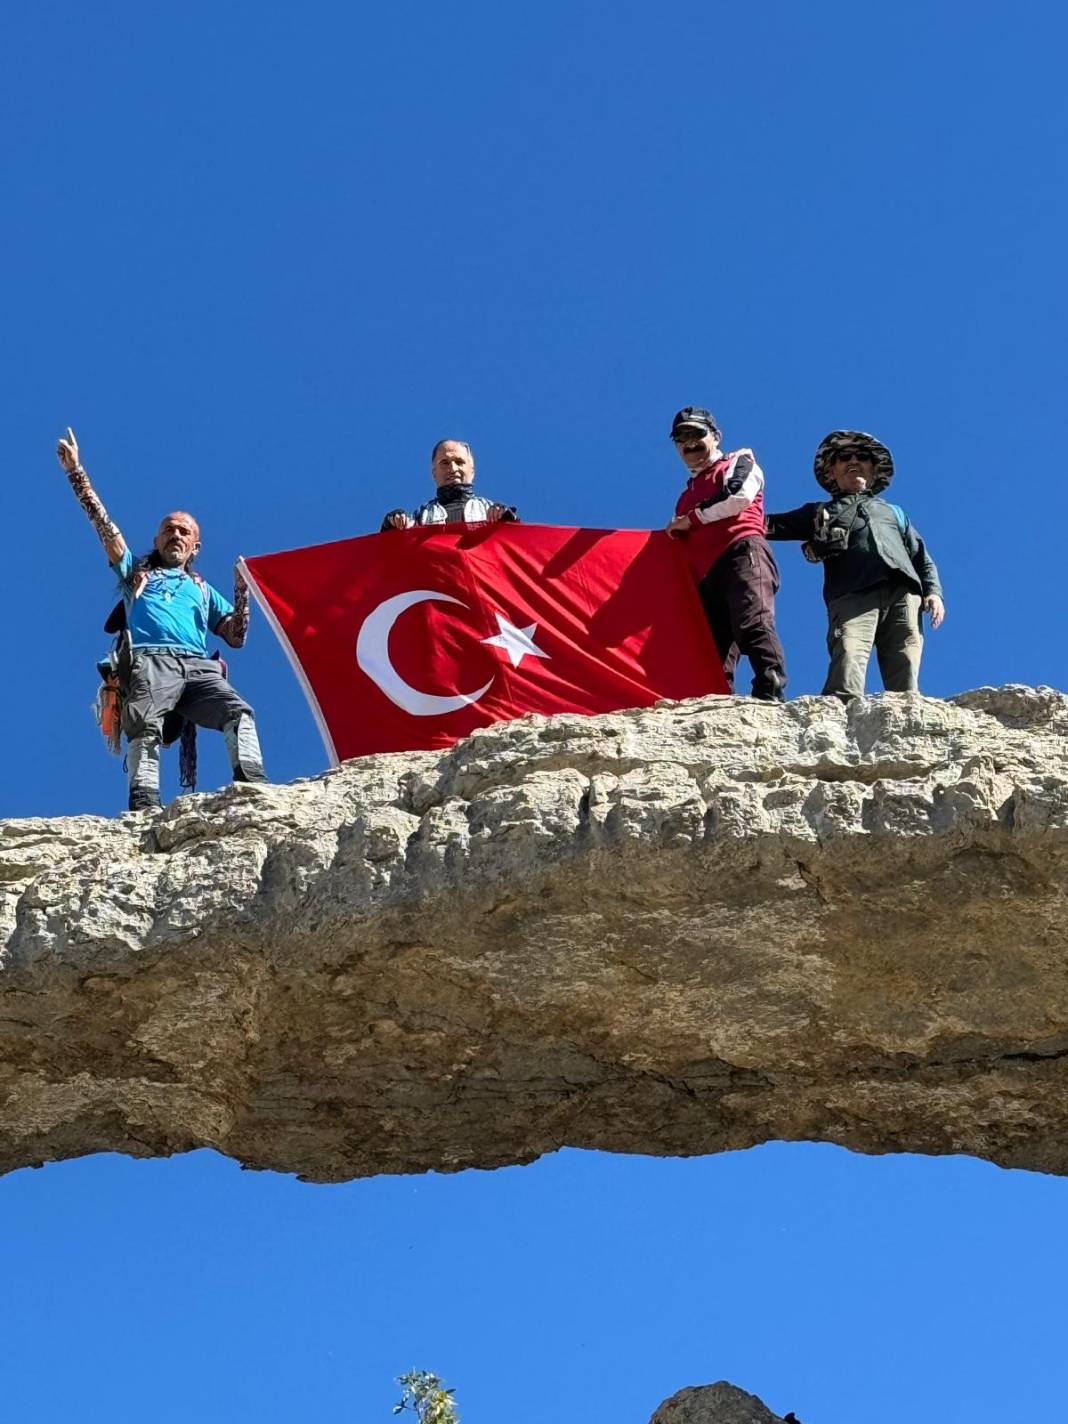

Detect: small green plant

[393,1370,460,1424]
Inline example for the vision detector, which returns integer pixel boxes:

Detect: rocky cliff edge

[3,685,1068,1182]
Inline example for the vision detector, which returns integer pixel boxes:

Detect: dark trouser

[823,582,923,701]
[697,536,787,699]
[121,651,265,809]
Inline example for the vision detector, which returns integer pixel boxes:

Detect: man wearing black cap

[665,407,787,701]
[381,440,518,529]
[765,429,944,699]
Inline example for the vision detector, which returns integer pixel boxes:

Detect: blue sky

[3,2,1067,1419]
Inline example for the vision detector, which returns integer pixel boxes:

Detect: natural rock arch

[3,685,1068,1182]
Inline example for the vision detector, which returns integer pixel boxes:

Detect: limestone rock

[650,1381,786,1424]
[4,685,1068,1182]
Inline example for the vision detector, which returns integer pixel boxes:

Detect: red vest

[674,451,766,582]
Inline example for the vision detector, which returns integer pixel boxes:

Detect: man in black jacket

[765,430,945,700]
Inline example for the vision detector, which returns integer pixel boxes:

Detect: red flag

[241,523,726,762]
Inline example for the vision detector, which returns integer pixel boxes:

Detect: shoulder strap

[886,502,908,534]
[104,553,142,632]
[185,568,210,606]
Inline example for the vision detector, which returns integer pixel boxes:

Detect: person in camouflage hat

[812,429,895,493]
[765,430,944,700]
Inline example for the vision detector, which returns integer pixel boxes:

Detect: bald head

[154,511,201,568]
[431,440,475,489]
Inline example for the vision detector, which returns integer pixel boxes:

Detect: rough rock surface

[650,1382,786,1424]
[4,685,1068,1183]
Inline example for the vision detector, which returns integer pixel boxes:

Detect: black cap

[670,406,721,441]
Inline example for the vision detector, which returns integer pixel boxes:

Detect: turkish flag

[241,523,726,762]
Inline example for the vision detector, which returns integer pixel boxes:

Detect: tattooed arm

[215,563,251,649]
[56,427,127,565]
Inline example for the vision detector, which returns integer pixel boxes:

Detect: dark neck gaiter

[436,482,473,507]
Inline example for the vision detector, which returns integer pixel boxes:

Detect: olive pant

[122,650,265,809]
[823,583,923,700]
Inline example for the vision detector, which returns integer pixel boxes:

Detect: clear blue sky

[3,3,1066,1419]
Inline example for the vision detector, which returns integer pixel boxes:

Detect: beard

[157,542,187,568]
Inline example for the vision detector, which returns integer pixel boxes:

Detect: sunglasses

[673,429,710,445]
[832,447,874,464]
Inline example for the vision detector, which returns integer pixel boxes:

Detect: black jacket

[765,493,943,604]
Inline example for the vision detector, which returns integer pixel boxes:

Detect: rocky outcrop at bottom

[650,1381,788,1423]
[4,685,1068,1183]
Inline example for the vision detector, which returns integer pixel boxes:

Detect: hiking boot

[232,766,267,785]
[752,669,786,702]
[128,788,162,812]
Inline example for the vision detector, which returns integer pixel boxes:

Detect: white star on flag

[481,614,550,669]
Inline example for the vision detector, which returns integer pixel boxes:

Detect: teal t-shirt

[112,549,232,655]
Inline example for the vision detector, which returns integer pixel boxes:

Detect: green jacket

[765,493,943,604]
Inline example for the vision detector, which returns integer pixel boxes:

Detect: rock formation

[649,1381,787,1424]
[3,684,1068,1183]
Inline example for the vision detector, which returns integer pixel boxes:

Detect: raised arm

[215,563,251,649]
[56,428,127,565]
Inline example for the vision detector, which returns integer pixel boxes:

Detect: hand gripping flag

[240,523,727,762]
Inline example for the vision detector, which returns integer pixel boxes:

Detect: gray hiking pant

[823,584,923,701]
[122,650,264,806]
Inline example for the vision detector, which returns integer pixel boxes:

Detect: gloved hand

[383,509,414,531]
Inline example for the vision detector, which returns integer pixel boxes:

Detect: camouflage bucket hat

[813,430,894,493]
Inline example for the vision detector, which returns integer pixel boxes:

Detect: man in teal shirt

[58,427,266,811]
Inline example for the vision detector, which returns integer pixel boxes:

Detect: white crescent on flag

[355,589,495,716]
[355,591,551,717]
